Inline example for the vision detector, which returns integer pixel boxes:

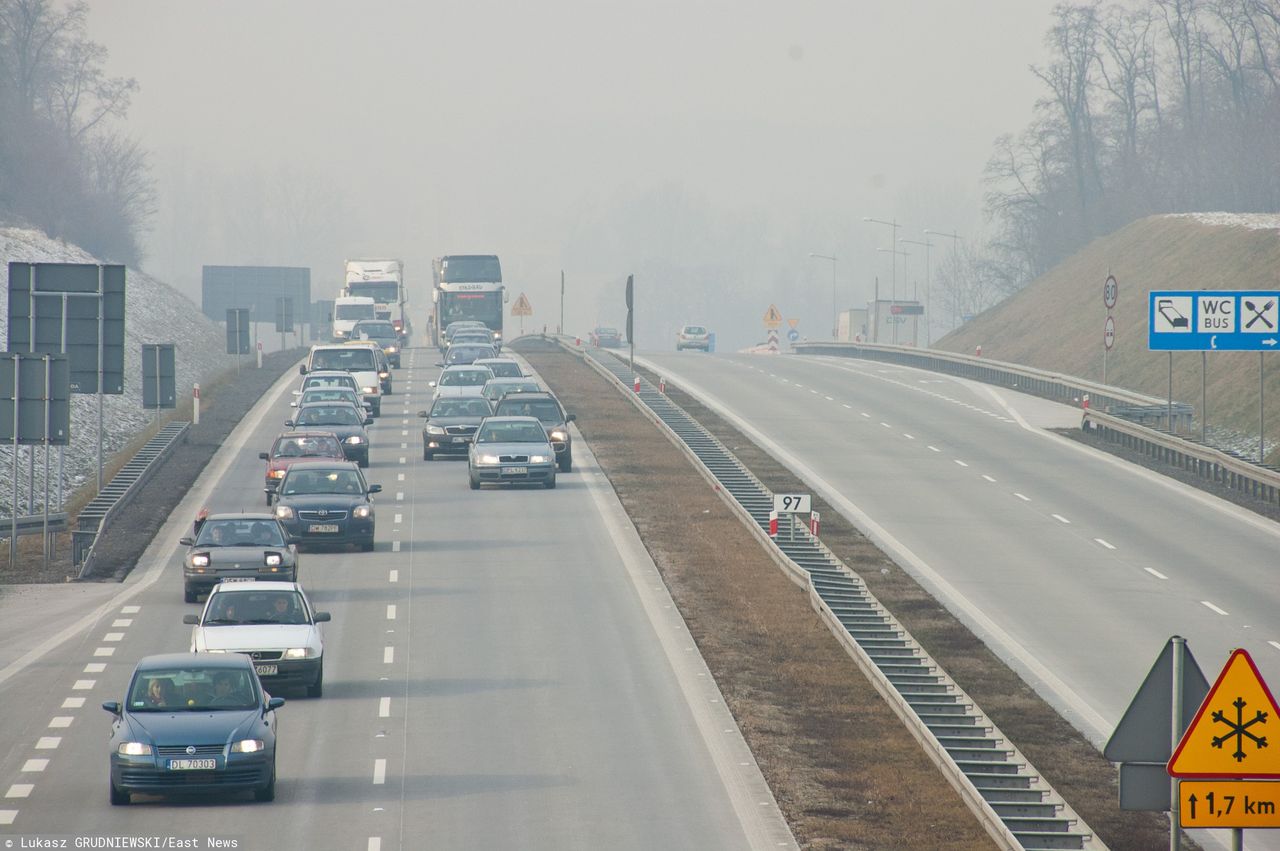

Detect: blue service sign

[787,328,800,342]
[1148,290,1280,351]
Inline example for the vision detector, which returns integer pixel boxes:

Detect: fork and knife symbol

[1244,299,1276,330]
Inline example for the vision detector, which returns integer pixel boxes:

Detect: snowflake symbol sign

[1211,697,1269,762]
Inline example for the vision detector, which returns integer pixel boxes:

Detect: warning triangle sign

[1168,649,1280,778]
[763,304,783,329]
[511,293,533,316]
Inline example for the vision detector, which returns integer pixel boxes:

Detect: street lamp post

[809,253,837,339]
[899,237,933,346]
[863,216,900,302]
[875,247,910,344]
[924,229,963,330]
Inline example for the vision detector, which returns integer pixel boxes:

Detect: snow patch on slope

[1165,212,1280,231]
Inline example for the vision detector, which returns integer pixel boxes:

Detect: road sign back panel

[1169,648,1280,777]
[1105,638,1210,763]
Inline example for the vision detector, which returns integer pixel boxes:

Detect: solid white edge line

[636,355,1113,745]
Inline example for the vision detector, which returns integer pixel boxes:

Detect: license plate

[168,759,217,771]
[452,436,468,443]
[308,524,339,533]
[502,466,527,475]
[255,664,278,676]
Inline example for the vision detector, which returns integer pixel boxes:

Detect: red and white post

[193,384,201,426]
[633,375,641,393]
[768,510,778,538]
[658,376,667,394]
[809,510,820,537]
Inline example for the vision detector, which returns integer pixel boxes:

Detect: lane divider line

[1201,601,1230,616]
[1145,568,1169,580]
[379,697,391,718]
[383,647,394,664]
[372,759,386,785]
[1095,539,1116,550]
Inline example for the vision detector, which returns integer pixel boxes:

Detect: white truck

[344,259,409,341]
[331,295,376,341]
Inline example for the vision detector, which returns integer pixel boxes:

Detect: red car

[259,431,346,505]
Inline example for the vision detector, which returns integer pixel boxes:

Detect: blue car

[103,653,284,805]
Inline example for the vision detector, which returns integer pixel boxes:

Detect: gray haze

[91,0,1058,350]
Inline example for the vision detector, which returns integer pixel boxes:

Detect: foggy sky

[90,0,1058,349]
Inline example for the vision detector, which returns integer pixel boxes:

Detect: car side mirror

[284,420,294,427]
[566,413,576,422]
[298,365,307,375]
[289,401,298,408]
[368,484,383,494]
[417,410,428,417]
[182,614,199,625]
[435,362,444,368]
[364,416,374,425]
[428,381,437,388]
[258,452,269,460]
[313,611,331,623]
[101,701,121,716]
[266,696,286,712]
[179,536,194,546]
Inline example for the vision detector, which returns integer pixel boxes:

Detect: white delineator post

[193,384,200,426]
[257,341,263,368]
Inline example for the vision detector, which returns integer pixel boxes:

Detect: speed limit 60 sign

[773,493,811,514]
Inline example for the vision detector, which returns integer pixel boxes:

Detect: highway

[638,350,1280,749]
[0,347,793,851]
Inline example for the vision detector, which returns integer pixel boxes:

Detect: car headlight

[493,331,502,339]
[269,469,286,479]
[550,430,568,441]
[283,647,315,659]
[352,505,372,519]
[386,346,398,353]
[378,371,389,379]
[363,386,376,394]
[345,435,364,444]
[529,454,550,464]
[334,329,348,338]
[275,505,294,520]
[264,553,282,567]
[478,454,500,464]
[230,739,265,754]
[191,553,210,567]
[426,426,445,435]
[117,742,152,756]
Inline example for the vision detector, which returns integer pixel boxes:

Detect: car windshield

[274,435,342,457]
[310,349,376,371]
[300,389,358,405]
[440,369,492,387]
[597,328,619,336]
[452,332,491,343]
[476,421,548,444]
[484,380,537,400]
[196,519,285,547]
[281,468,365,495]
[304,375,357,391]
[432,398,492,417]
[203,590,309,626]
[446,346,495,364]
[496,399,562,424]
[296,406,361,426]
[128,667,258,712]
[355,325,397,343]
[476,361,521,378]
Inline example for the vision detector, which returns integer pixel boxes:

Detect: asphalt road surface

[0,346,793,851]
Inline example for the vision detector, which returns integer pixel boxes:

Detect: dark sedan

[442,343,498,366]
[180,513,299,603]
[103,652,284,805]
[286,403,372,467]
[419,395,493,460]
[495,391,576,472]
[273,460,380,551]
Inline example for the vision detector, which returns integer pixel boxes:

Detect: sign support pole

[57,292,66,513]
[27,444,34,514]
[42,355,51,568]
[1168,352,1174,434]
[96,266,105,496]
[1260,352,1266,464]
[1171,635,1185,851]
[1202,352,1208,444]
[560,271,564,335]
[11,355,20,569]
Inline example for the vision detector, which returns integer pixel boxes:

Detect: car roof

[481,415,544,425]
[484,377,534,385]
[496,391,558,403]
[276,430,341,439]
[280,459,361,472]
[442,364,492,372]
[474,358,515,363]
[297,400,361,409]
[136,652,250,671]
[433,393,489,402]
[209,580,301,594]
[304,370,357,378]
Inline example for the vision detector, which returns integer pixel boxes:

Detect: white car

[430,365,494,400]
[184,580,329,698]
[676,324,711,351]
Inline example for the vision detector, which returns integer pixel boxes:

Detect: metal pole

[1168,352,1174,434]
[873,277,880,342]
[96,266,105,496]
[891,221,898,344]
[1261,351,1266,464]
[831,257,837,340]
[42,355,50,568]
[27,444,34,514]
[1202,351,1208,443]
[560,270,564,335]
[1171,635,1185,851]
[924,243,931,347]
[155,345,161,424]
[58,292,66,511]
[1232,828,1243,850]
[1103,347,1108,386]
[12,355,21,569]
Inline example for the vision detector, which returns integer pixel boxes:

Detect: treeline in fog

[0,0,152,263]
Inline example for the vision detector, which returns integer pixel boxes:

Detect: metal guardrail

[793,341,1195,431]
[0,512,68,538]
[74,421,190,575]
[552,337,1105,851]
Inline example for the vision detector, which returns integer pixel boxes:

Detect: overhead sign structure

[773,493,811,514]
[1179,780,1280,828]
[763,304,782,329]
[275,297,294,333]
[1149,290,1280,351]
[226,309,250,355]
[1169,648,1280,778]
[511,293,533,316]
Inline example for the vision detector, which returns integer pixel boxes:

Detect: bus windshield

[440,291,502,324]
[441,256,502,283]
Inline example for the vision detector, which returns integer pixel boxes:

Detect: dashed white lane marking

[4,785,32,798]
[34,737,60,749]
[842,403,852,409]
[1145,567,1169,580]
[860,412,870,418]
[83,663,104,673]
[1270,641,1280,652]
[379,697,391,718]
[0,810,15,825]
[399,457,406,464]
[111,619,132,627]
[981,475,996,482]
[394,513,403,524]
[1201,600,1230,616]
[400,443,407,449]
[92,647,114,657]
[927,445,940,452]
[395,492,404,501]
[902,433,915,440]
[401,419,408,425]
[1095,539,1116,550]
[954,460,969,468]
[386,605,396,620]
[48,716,72,728]
[372,759,386,785]
[809,389,819,395]
[401,430,408,437]
[1052,514,1071,524]
[1014,493,1031,502]
[368,838,381,851]
[383,647,394,664]
[388,569,398,583]
[121,605,140,614]
[21,760,47,772]
[392,541,401,553]
[824,395,834,401]
[879,422,891,429]
[61,697,84,709]
[72,680,94,690]
[397,473,404,481]
[103,632,124,642]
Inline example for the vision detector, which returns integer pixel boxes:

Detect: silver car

[181,514,299,603]
[467,416,557,489]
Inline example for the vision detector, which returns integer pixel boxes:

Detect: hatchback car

[431,365,494,400]
[180,513,298,603]
[185,581,329,697]
[590,326,623,348]
[480,377,541,404]
[103,652,283,805]
[494,391,576,472]
[273,460,380,551]
[468,416,558,489]
[419,395,493,460]
[351,319,402,367]
[300,348,383,416]
[676,324,711,351]
[442,343,498,366]
[291,386,372,415]
[285,403,372,467]
[473,358,523,379]
[294,370,363,401]
[443,320,488,348]
[260,431,346,504]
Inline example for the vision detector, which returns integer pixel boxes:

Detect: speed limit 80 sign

[773,493,811,514]
[1104,275,1118,310]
